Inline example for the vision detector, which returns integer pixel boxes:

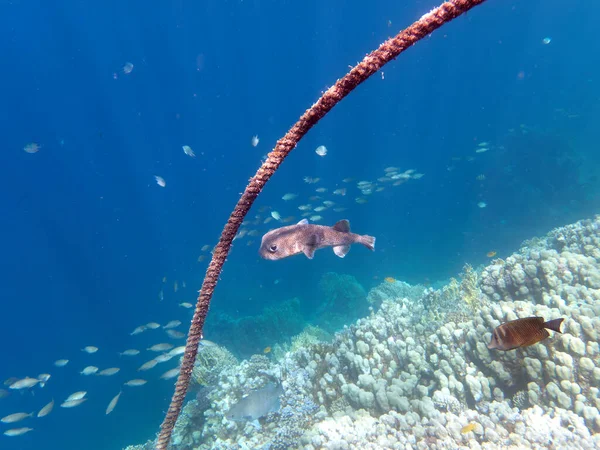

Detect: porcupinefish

[259,219,375,260]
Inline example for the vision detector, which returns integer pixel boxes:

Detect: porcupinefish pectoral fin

[333,245,350,258]
[302,234,319,259]
[303,246,316,259]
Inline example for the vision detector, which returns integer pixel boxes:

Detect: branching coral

[460,263,485,312]
[290,325,332,353]
[366,280,426,308]
[420,264,485,326]
[191,344,238,387]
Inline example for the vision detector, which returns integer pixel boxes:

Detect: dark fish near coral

[488,317,564,351]
[259,219,375,260]
[226,382,283,422]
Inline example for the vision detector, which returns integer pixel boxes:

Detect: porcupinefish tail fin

[359,235,375,251]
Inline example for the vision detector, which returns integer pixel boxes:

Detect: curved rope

[156,0,487,448]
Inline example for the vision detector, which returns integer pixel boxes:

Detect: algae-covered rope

[156,0,487,448]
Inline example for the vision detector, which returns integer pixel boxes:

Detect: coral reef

[197,354,319,449]
[272,325,332,362]
[366,279,426,309]
[126,215,600,449]
[418,263,486,328]
[315,272,369,332]
[170,399,210,449]
[290,325,332,353]
[191,343,238,388]
[123,441,155,450]
[204,298,305,358]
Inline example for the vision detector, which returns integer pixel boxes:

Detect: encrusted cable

[156,1,487,447]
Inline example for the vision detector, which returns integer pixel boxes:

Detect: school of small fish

[190,160,424,263]
[0,307,204,438]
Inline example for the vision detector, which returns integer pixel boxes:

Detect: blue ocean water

[0,0,598,449]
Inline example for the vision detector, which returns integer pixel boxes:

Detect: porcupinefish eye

[269,244,277,252]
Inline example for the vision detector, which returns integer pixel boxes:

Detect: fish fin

[303,246,316,259]
[332,219,350,233]
[487,334,497,349]
[359,235,376,251]
[543,318,564,333]
[333,245,350,258]
[297,219,309,225]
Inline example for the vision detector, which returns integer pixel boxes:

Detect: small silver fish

[106,391,122,415]
[182,145,195,158]
[9,378,40,390]
[80,366,99,376]
[166,329,185,339]
[97,368,120,376]
[259,219,375,260]
[65,391,87,402]
[37,399,54,418]
[124,379,147,387]
[61,398,87,408]
[37,374,51,387]
[119,349,140,357]
[168,346,186,356]
[1,412,33,423]
[130,326,146,335]
[315,145,327,156]
[147,343,173,352]
[154,353,174,364]
[160,368,180,380]
[303,176,320,184]
[163,320,181,329]
[4,427,33,436]
[138,360,158,371]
